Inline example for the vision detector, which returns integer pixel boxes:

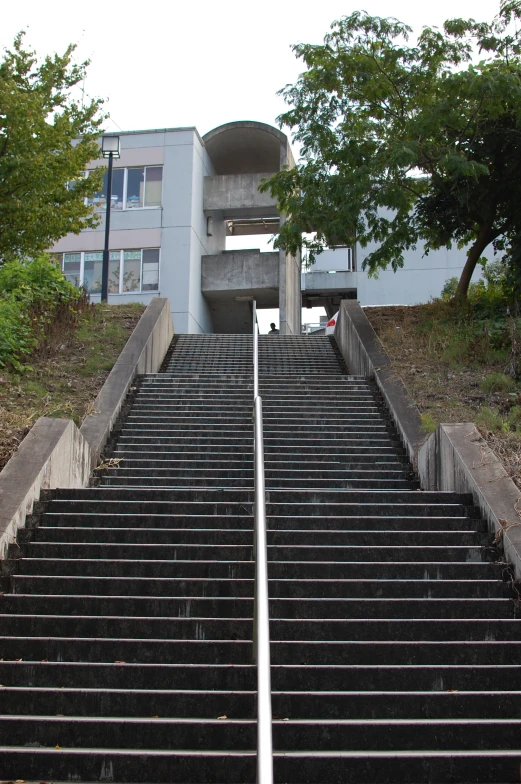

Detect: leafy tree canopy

[261,2,521,299]
[0,33,106,261]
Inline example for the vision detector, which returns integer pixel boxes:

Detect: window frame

[54,248,161,295]
[86,165,163,212]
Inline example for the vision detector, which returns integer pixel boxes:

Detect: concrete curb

[0,297,174,561]
[80,297,174,467]
[0,418,91,560]
[335,300,425,466]
[419,423,521,576]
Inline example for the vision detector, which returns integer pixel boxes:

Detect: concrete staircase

[0,333,520,782]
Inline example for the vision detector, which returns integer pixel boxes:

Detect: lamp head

[101,135,120,158]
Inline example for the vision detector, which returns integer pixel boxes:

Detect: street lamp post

[101,135,120,303]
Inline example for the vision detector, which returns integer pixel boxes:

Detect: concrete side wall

[335,300,424,464]
[80,298,174,465]
[204,173,277,213]
[202,252,279,294]
[0,419,91,560]
[419,424,521,577]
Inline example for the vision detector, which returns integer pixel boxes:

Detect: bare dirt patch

[0,303,145,473]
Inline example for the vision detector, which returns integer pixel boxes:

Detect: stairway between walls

[0,333,519,783]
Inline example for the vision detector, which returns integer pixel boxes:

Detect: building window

[63,253,82,287]
[54,249,160,295]
[86,166,163,211]
[83,252,103,293]
[142,248,160,290]
[123,250,142,290]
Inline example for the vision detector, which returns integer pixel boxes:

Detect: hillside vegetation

[0,297,144,472]
[366,282,521,489]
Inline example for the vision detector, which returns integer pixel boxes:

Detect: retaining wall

[0,297,174,561]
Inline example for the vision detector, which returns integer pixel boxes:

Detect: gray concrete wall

[0,418,92,560]
[80,297,174,466]
[419,424,521,577]
[186,138,218,334]
[204,173,278,215]
[202,251,279,298]
[335,300,424,465]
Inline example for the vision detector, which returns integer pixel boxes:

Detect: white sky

[2,0,498,332]
[3,0,498,138]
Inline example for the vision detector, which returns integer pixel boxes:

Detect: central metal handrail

[252,300,274,784]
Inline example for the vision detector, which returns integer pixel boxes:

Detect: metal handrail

[252,300,274,784]
[253,301,259,400]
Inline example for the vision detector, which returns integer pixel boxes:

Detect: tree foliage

[0,33,106,260]
[261,2,521,298]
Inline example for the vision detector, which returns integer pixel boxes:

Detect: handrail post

[252,300,274,784]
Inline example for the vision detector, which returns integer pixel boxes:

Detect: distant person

[268,323,279,334]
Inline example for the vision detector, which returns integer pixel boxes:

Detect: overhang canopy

[203,121,287,175]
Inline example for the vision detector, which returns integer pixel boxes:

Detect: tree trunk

[455,224,496,300]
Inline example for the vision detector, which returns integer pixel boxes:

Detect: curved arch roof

[203,121,288,175]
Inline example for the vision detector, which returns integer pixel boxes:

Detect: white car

[325,311,339,336]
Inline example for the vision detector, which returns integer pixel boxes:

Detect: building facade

[51,121,300,334]
[51,120,485,331]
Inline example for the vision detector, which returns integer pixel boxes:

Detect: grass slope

[0,303,145,472]
[365,304,521,490]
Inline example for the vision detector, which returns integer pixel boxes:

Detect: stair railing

[252,300,274,784]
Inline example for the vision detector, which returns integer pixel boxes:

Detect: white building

[51,121,482,331]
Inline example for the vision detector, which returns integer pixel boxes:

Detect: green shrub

[0,255,79,304]
[421,412,438,433]
[0,298,36,371]
[0,255,88,371]
[480,372,517,393]
[477,406,509,433]
[508,405,521,431]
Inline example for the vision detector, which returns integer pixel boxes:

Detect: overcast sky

[3,0,499,139]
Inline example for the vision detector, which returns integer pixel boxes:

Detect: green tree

[0,33,106,260]
[261,2,521,299]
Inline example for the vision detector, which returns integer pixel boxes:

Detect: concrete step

[3,661,521,692]
[0,747,256,783]
[0,614,254,639]
[5,715,521,751]
[2,595,512,620]
[0,661,255,690]
[0,636,252,663]
[3,615,521,641]
[51,487,470,504]
[101,477,418,490]
[5,331,517,784]
[13,558,498,581]
[11,575,507,599]
[41,512,474,530]
[29,527,482,547]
